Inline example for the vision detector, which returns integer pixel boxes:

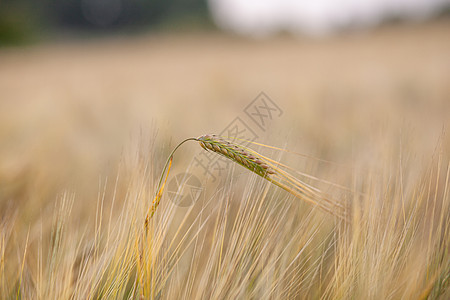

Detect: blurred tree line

[0,0,212,45]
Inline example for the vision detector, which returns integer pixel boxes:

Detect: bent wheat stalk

[144,137,197,231]
[146,134,349,225]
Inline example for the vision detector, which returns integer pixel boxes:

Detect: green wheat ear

[197,134,275,177]
[146,134,349,226]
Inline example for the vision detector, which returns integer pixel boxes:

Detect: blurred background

[1,2,450,298]
[1,0,449,220]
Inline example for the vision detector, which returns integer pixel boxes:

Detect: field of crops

[0,19,449,299]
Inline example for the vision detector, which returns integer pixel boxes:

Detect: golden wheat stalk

[144,137,197,231]
[146,134,349,224]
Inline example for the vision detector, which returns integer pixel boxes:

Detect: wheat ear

[197,134,275,177]
[197,134,349,222]
[147,134,349,224]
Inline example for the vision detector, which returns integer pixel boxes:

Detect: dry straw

[146,134,350,226]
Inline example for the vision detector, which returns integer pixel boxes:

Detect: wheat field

[0,20,449,299]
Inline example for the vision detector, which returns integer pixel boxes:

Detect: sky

[208,0,450,36]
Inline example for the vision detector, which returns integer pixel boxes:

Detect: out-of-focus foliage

[0,0,212,45]
[0,1,40,45]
